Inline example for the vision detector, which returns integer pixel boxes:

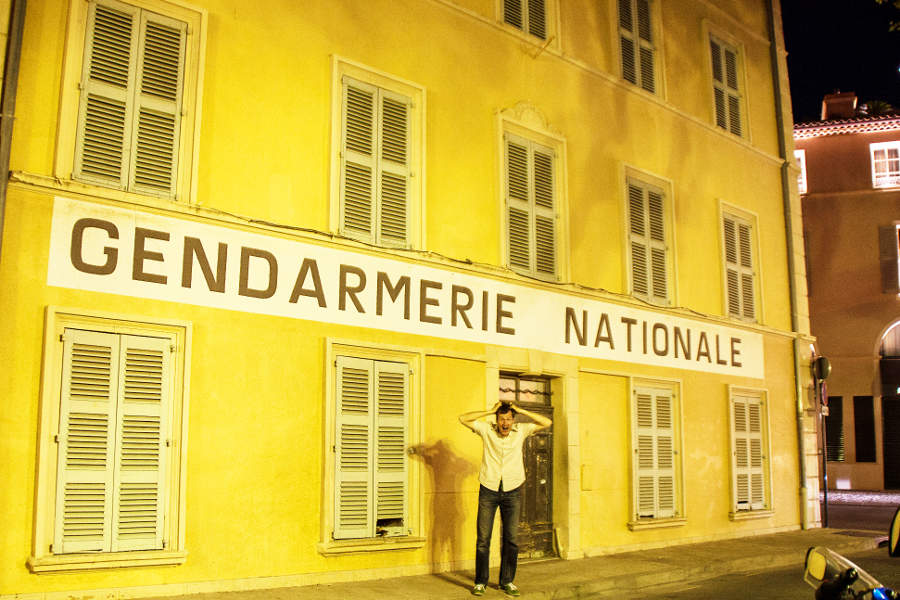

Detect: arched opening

[878,321,900,489]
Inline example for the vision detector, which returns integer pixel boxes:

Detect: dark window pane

[854,396,876,462]
[825,396,845,462]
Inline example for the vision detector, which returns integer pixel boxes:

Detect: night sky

[780,0,900,124]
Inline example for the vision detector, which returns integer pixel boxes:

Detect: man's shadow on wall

[409,439,476,589]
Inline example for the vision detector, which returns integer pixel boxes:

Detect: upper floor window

[626,176,670,304]
[794,149,807,194]
[503,0,548,40]
[871,141,900,189]
[504,133,560,280]
[722,211,757,321]
[331,59,424,249]
[618,0,656,93]
[58,0,205,202]
[709,36,743,136]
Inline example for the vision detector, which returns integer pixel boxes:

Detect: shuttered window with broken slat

[618,0,656,93]
[709,36,742,136]
[722,213,756,321]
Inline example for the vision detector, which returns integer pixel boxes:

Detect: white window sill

[729,508,773,521]
[28,550,187,573]
[318,536,426,555]
[627,516,686,531]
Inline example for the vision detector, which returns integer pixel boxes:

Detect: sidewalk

[146,528,888,600]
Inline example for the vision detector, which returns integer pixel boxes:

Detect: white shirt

[471,420,537,492]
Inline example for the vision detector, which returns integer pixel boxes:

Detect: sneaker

[500,583,521,597]
[471,583,486,596]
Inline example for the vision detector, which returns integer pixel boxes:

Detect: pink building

[794,94,900,491]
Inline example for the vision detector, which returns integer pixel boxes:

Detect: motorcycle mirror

[804,546,829,586]
[890,505,900,558]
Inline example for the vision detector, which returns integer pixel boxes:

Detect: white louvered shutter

[378,90,410,246]
[75,1,140,189]
[879,226,900,293]
[334,357,374,539]
[628,181,667,303]
[129,11,185,197]
[75,1,185,198]
[111,335,170,551]
[374,361,408,536]
[55,330,119,553]
[732,395,765,511]
[504,0,546,39]
[633,388,675,519]
[341,79,377,242]
[619,0,654,93]
[723,215,755,320]
[710,39,741,136]
[506,134,556,278]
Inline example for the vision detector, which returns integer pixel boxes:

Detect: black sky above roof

[781,0,900,124]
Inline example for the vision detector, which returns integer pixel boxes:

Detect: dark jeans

[475,483,522,586]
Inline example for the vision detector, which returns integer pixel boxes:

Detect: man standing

[458,400,552,597]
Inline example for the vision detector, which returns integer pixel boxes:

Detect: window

[30,308,190,572]
[504,132,559,280]
[709,36,742,136]
[631,383,680,522]
[503,0,547,40]
[722,212,757,321]
[825,396,845,462]
[871,141,900,189]
[626,177,669,304]
[333,356,409,540]
[618,0,656,93]
[64,0,204,200]
[853,396,876,463]
[879,225,900,294]
[332,59,424,249]
[795,149,807,194]
[730,391,770,513]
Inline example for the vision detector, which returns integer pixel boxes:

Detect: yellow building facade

[0,0,819,597]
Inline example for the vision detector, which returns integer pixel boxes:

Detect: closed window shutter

[111,335,170,551]
[503,0,546,39]
[628,181,667,303]
[879,225,900,293]
[129,12,185,197]
[75,1,140,189]
[618,0,654,92]
[75,1,185,198]
[340,79,411,247]
[341,80,377,242]
[374,361,408,536]
[723,215,756,320]
[710,38,741,136]
[634,388,675,519]
[732,395,765,511]
[503,0,523,29]
[55,330,120,553]
[506,135,556,278]
[378,91,410,245]
[334,357,374,539]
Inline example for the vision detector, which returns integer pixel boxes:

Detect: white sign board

[47,197,764,378]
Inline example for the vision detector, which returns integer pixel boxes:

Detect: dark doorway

[499,374,555,559]
[884,396,900,489]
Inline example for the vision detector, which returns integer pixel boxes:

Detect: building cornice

[793,116,900,140]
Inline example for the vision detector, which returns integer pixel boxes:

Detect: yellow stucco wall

[0,0,813,596]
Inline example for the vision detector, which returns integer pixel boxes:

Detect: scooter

[803,505,900,600]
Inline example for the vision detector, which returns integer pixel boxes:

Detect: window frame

[499,107,568,283]
[499,0,559,47]
[319,340,424,555]
[794,149,808,194]
[870,141,900,189]
[330,57,425,250]
[707,31,745,138]
[29,306,191,573]
[728,387,773,518]
[623,169,674,306]
[720,206,760,323]
[628,379,685,529]
[616,0,659,94]
[55,0,207,204]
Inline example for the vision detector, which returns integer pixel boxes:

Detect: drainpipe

[765,0,811,529]
[0,0,26,265]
